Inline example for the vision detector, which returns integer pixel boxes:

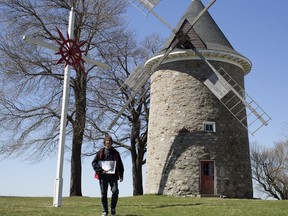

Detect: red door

[200,161,214,194]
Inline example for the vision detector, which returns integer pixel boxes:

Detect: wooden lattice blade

[121,66,146,91]
[203,73,231,100]
[107,67,151,130]
[107,88,145,130]
[127,0,160,15]
[184,35,271,134]
[137,0,160,10]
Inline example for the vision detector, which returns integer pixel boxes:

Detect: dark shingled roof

[163,0,240,56]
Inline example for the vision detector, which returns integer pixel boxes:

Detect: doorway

[200,160,215,194]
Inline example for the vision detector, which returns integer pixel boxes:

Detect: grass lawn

[0,195,287,216]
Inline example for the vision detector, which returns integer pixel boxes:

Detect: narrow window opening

[203,121,216,132]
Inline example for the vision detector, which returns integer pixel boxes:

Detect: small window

[203,121,216,132]
[202,163,213,176]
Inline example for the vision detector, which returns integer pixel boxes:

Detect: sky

[1,0,288,200]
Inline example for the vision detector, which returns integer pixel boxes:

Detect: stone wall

[146,59,253,198]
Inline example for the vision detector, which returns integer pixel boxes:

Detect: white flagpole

[22,6,109,208]
[53,7,75,207]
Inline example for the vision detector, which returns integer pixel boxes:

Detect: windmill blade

[121,66,147,91]
[203,72,231,99]
[178,22,271,134]
[209,67,271,135]
[128,0,161,16]
[107,67,151,130]
[107,87,148,131]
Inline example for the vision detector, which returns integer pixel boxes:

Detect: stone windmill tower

[144,0,258,198]
[107,0,270,198]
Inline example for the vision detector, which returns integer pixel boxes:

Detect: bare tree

[0,0,165,196]
[128,34,164,195]
[251,141,288,200]
[0,0,128,196]
[90,33,165,195]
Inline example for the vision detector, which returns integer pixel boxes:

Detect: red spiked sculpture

[55,27,87,74]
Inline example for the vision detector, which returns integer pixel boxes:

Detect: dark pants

[99,175,119,213]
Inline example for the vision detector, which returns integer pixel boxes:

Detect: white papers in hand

[98,161,116,174]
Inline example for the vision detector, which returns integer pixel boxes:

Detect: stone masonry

[146,59,253,198]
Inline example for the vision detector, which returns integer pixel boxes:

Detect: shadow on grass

[124,215,143,216]
[117,202,203,216]
[122,202,202,209]
[153,202,202,208]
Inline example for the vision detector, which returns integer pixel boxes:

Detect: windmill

[107,0,272,198]
[108,0,271,135]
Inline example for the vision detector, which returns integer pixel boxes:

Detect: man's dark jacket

[92,147,124,180]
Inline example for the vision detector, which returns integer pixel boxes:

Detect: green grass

[0,195,287,216]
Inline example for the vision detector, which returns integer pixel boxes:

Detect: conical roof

[146,0,252,74]
[165,0,236,54]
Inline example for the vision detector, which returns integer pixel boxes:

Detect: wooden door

[200,161,214,194]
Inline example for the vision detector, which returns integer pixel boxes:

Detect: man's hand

[120,178,123,182]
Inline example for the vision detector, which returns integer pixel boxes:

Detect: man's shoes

[111,208,116,215]
[102,212,108,216]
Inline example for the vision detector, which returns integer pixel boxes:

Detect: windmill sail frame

[128,0,161,15]
[108,0,271,134]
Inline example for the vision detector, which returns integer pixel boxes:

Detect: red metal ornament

[55,27,87,74]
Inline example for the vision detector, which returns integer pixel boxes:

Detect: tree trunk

[70,74,86,196]
[130,120,146,195]
[70,136,83,196]
[132,153,143,196]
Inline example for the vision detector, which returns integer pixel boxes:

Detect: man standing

[92,134,124,216]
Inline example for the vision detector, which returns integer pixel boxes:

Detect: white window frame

[203,121,216,132]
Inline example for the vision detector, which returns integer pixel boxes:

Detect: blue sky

[1,0,288,199]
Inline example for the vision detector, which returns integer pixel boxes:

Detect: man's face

[105,138,112,149]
